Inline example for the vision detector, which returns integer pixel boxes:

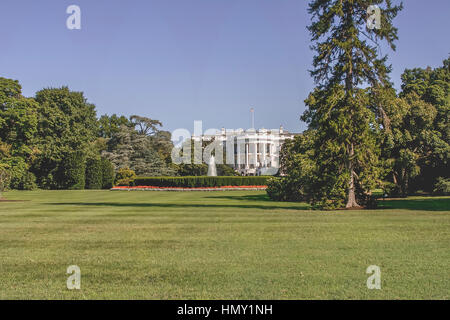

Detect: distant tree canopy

[390,58,449,194]
[30,86,98,189]
[0,78,179,191]
[98,114,130,138]
[0,78,38,190]
[101,119,176,177]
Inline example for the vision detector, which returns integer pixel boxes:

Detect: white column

[254,142,257,167]
[269,143,273,167]
[236,139,240,169]
[262,142,266,166]
[238,138,245,169]
[246,143,249,169]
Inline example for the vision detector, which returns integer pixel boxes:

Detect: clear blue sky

[0,0,448,133]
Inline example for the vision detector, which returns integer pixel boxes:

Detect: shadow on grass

[46,202,310,211]
[209,194,450,211]
[204,194,273,202]
[46,196,448,212]
[378,197,450,211]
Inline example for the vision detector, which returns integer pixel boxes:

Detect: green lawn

[0,190,449,299]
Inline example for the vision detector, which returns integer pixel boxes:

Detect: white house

[192,126,298,176]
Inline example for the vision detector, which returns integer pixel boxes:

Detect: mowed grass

[0,190,449,300]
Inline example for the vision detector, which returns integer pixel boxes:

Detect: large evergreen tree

[302,0,402,208]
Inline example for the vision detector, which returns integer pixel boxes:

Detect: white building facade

[192,126,297,176]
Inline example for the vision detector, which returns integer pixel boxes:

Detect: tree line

[0,78,235,194]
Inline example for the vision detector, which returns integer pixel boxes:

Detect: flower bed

[111,185,267,191]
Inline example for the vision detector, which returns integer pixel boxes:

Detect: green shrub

[0,163,11,197]
[133,176,268,188]
[433,177,450,196]
[382,181,402,197]
[85,158,102,189]
[266,177,304,201]
[60,151,86,190]
[6,157,37,190]
[217,164,238,176]
[100,158,115,189]
[115,167,137,186]
[266,177,286,201]
[15,171,37,190]
[176,164,208,176]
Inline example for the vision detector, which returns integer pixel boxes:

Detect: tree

[267,131,317,202]
[381,92,439,196]
[150,130,175,165]
[103,123,175,176]
[398,58,450,192]
[0,163,11,199]
[301,0,402,208]
[130,132,174,176]
[59,151,86,190]
[433,177,450,196]
[0,77,38,190]
[31,87,98,189]
[0,78,38,156]
[98,114,131,138]
[100,158,115,189]
[130,115,162,136]
[85,158,103,189]
[103,125,134,170]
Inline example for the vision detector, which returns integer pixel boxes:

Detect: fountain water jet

[207,155,217,176]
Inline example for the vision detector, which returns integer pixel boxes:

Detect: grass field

[0,190,449,299]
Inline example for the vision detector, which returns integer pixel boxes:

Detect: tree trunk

[342,2,360,209]
[346,143,360,208]
[402,171,408,197]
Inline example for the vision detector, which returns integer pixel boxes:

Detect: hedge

[60,151,85,190]
[85,158,102,189]
[100,158,115,189]
[132,176,269,188]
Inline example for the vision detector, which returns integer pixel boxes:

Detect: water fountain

[207,155,217,176]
